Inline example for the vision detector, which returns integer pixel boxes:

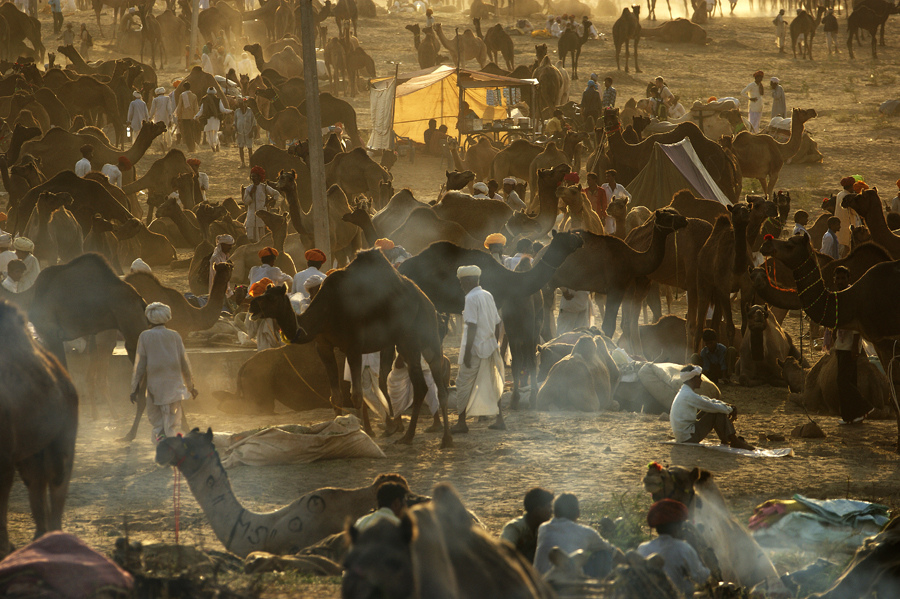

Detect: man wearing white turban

[0,233,15,276]
[130,258,152,274]
[131,302,197,443]
[670,365,754,450]
[148,86,174,149]
[452,264,505,433]
[209,234,234,297]
[127,90,149,137]
[12,236,40,291]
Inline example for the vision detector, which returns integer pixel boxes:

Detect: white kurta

[242,183,279,242]
[127,98,149,133]
[247,317,283,351]
[209,246,232,296]
[291,266,324,296]
[557,289,592,335]
[741,81,765,131]
[249,263,293,286]
[18,253,40,291]
[149,95,174,124]
[75,157,92,177]
[457,286,503,417]
[100,164,122,188]
[0,249,16,274]
[131,325,194,405]
[669,383,732,443]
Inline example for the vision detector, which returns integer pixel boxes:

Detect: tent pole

[388,61,400,150]
[456,28,461,145]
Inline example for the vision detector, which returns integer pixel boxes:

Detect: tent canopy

[368,66,536,150]
[626,138,732,210]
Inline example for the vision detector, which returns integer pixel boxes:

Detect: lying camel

[381,207,481,255]
[156,429,407,558]
[371,189,427,237]
[641,18,707,44]
[537,336,619,411]
[247,98,308,148]
[324,147,392,205]
[811,518,900,599]
[736,304,802,387]
[788,351,891,417]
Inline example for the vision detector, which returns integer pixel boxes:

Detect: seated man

[533,493,620,576]
[427,124,449,155]
[699,328,729,384]
[354,482,408,532]
[637,499,710,595]
[423,118,438,147]
[544,109,564,137]
[500,487,554,563]
[671,365,754,450]
[457,101,479,132]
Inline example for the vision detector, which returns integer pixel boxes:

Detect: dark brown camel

[613,6,641,72]
[0,3,44,61]
[484,21,514,71]
[137,2,165,69]
[505,164,569,239]
[842,189,900,259]
[558,19,591,79]
[551,208,688,351]
[0,300,78,558]
[28,253,151,442]
[400,231,585,412]
[247,97,308,148]
[250,249,453,448]
[53,76,126,147]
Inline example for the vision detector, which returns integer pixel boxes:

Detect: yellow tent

[368,66,536,149]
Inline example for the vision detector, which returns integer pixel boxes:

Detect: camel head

[534,43,548,62]
[212,261,234,284]
[760,231,812,268]
[343,517,416,599]
[607,197,629,221]
[36,191,71,216]
[642,462,701,507]
[546,548,591,584]
[136,120,168,145]
[652,207,688,235]
[115,217,144,240]
[243,43,262,56]
[777,356,804,393]
[726,201,752,228]
[850,224,872,248]
[342,207,369,228]
[195,201,228,228]
[747,304,770,332]
[602,107,620,133]
[791,107,818,124]
[842,187,880,217]
[445,170,476,191]
[538,163,571,190]
[544,230,584,267]
[256,209,287,233]
[774,191,791,225]
[155,427,216,474]
[405,23,420,36]
[554,183,581,206]
[89,214,118,235]
[249,282,291,321]
[748,266,769,294]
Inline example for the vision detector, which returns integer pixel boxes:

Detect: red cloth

[647,499,689,528]
[585,186,608,217]
[0,532,133,598]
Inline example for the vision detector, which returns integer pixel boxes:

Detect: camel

[243,43,304,79]
[532,55,569,118]
[0,152,44,221]
[333,0,358,37]
[484,22,514,71]
[249,250,453,447]
[811,519,900,599]
[790,351,891,416]
[325,147,392,205]
[172,67,225,107]
[774,190,791,226]
[642,464,792,595]
[344,483,554,599]
[371,189,428,237]
[790,7,825,59]
[640,17,707,44]
[228,209,298,283]
[433,23,487,68]
[613,6,642,73]
[550,208,688,351]
[505,164,570,239]
[6,93,51,133]
[728,108,817,198]
[735,304,801,387]
[842,189,900,258]
[123,149,193,209]
[91,0,133,38]
[344,44,375,98]
[606,113,742,203]
[125,263,232,335]
[323,36,348,95]
[274,170,362,264]
[157,430,404,557]
[558,20,591,79]
[20,121,164,183]
[299,92,365,149]
[27,253,152,441]
[638,314,688,363]
[847,4,894,59]
[0,3,43,61]
[383,207,481,254]
[401,231,583,410]
[132,219,177,266]
[248,98,308,148]
[136,2,165,69]
[148,194,200,248]
[491,139,545,184]
[431,192,513,244]
[53,77,128,147]
[556,184,605,234]
[25,191,83,267]
[409,24,442,69]
[451,137,499,184]
[0,301,78,558]
[156,9,187,59]
[538,336,619,411]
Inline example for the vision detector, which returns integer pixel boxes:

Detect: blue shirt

[48,0,61,11]
[700,343,727,373]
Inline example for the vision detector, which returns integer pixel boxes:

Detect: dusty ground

[5,3,900,597]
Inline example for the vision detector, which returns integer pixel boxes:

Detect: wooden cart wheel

[463,133,492,153]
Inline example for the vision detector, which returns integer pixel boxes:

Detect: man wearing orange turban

[484,233,507,263]
[374,238,395,251]
[246,277,283,351]
[249,247,292,287]
[292,248,327,298]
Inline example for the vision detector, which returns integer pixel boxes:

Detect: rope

[173,467,181,545]
[282,353,331,402]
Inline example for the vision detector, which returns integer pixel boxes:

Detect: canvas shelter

[368,65,537,150]
[625,138,732,209]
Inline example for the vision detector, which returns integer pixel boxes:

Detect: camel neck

[732,218,749,277]
[633,224,671,275]
[281,183,312,238]
[791,253,841,328]
[857,199,891,242]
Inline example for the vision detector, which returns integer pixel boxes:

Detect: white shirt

[504,253,530,271]
[127,98,149,131]
[249,263,293,287]
[504,190,526,212]
[2,277,21,292]
[131,325,194,405]
[834,189,856,247]
[670,384,733,443]
[101,164,122,188]
[75,157,92,177]
[741,81,764,113]
[387,358,440,415]
[0,249,16,274]
[247,317,283,351]
[17,253,40,291]
[292,266,324,296]
[533,517,615,574]
[209,246,232,297]
[460,286,501,364]
[354,507,401,532]
[242,182,279,237]
[148,94,174,125]
[601,183,631,202]
[636,534,710,595]
[792,223,807,236]
[821,230,840,259]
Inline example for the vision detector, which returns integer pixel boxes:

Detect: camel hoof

[424,423,443,433]
[440,435,454,449]
[394,436,413,446]
[450,422,469,434]
[488,421,507,431]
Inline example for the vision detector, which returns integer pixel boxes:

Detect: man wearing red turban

[292,248,327,298]
[242,166,280,242]
[249,246,292,287]
[636,499,709,595]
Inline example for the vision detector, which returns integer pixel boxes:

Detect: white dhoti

[748,111,762,133]
[344,353,390,420]
[204,116,221,149]
[387,360,440,415]
[557,290,593,335]
[455,350,503,417]
[147,400,182,443]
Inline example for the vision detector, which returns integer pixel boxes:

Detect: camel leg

[379,348,402,436]
[422,351,453,448]
[316,342,344,415]
[634,40,641,73]
[16,455,49,540]
[396,351,429,445]
[45,435,74,533]
[121,385,146,442]
[0,459,14,556]
[600,287,626,341]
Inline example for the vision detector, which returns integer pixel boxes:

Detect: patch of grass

[582,491,651,551]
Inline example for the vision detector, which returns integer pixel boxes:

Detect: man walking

[773,9,786,53]
[234,97,257,168]
[176,82,200,152]
[823,9,839,56]
[131,302,198,444]
[49,0,63,34]
[148,87,174,149]
[127,91,149,138]
[451,265,504,433]
[770,77,786,118]
[670,365,754,449]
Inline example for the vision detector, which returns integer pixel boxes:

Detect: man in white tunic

[670,365,754,449]
[75,144,93,177]
[209,234,234,296]
[636,499,710,595]
[126,90,149,137]
[246,277,283,351]
[242,166,280,242]
[234,96,257,168]
[195,87,232,151]
[100,156,130,189]
[502,177,527,212]
[292,248,327,296]
[452,265,505,433]
[534,493,620,576]
[130,303,197,443]
[249,246,293,286]
[741,71,765,133]
[12,236,40,290]
[148,86,174,149]
[600,169,631,234]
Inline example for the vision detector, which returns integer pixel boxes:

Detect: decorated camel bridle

[789,250,840,329]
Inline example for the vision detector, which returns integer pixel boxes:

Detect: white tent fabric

[368,77,396,150]
[661,138,732,206]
